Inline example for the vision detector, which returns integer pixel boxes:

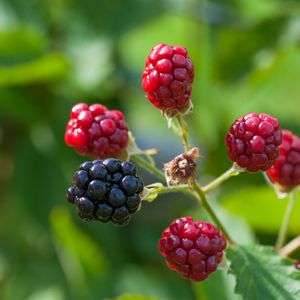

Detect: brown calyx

[164,147,200,186]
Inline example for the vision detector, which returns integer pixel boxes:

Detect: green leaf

[238,0,281,23]
[222,186,300,234]
[112,294,161,300]
[0,53,68,86]
[116,266,172,300]
[0,91,41,124]
[0,27,47,58]
[26,286,64,300]
[227,245,300,300]
[193,270,242,300]
[50,207,108,278]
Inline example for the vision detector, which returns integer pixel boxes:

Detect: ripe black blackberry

[66,158,144,226]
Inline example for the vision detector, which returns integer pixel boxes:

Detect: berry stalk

[275,190,298,251]
[202,163,243,193]
[146,183,195,199]
[131,154,165,181]
[191,180,235,244]
[171,112,234,244]
[176,115,190,152]
[280,235,300,257]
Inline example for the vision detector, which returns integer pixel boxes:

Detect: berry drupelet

[158,217,226,281]
[65,103,129,159]
[142,43,194,115]
[225,112,282,172]
[267,130,300,191]
[66,158,144,226]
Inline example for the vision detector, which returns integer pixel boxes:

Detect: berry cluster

[267,130,300,191]
[64,43,299,285]
[67,158,144,226]
[225,112,282,172]
[159,217,226,281]
[65,103,129,159]
[142,43,194,114]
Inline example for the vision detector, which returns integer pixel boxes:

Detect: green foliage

[1,0,300,299]
[50,207,108,299]
[0,27,47,58]
[227,245,300,300]
[112,294,161,300]
[0,53,68,86]
[222,186,300,234]
[193,270,242,300]
[50,207,108,278]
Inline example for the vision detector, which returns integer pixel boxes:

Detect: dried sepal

[164,147,200,186]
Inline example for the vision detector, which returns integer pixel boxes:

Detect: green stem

[191,180,235,244]
[280,235,300,257]
[176,115,190,152]
[275,190,298,251]
[202,163,243,193]
[131,155,165,181]
[155,184,195,198]
[156,184,189,193]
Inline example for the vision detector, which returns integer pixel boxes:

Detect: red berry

[158,217,226,281]
[225,112,282,172]
[142,43,194,114]
[65,103,129,159]
[71,103,89,118]
[266,130,300,190]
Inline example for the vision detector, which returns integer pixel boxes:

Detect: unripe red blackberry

[225,112,282,172]
[158,217,226,281]
[266,130,300,191]
[142,43,194,115]
[66,158,144,226]
[65,103,129,159]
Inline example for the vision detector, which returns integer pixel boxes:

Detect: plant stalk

[275,190,298,251]
[202,163,243,193]
[131,155,165,181]
[152,184,195,198]
[191,180,235,244]
[280,235,300,257]
[176,115,190,152]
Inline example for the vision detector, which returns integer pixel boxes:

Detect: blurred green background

[1,0,300,299]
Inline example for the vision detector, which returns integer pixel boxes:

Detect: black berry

[108,188,126,207]
[93,159,103,164]
[103,158,121,173]
[67,159,144,226]
[78,212,94,221]
[110,172,123,183]
[95,203,113,222]
[112,206,129,222]
[121,161,137,175]
[126,194,141,210]
[89,164,107,179]
[136,177,144,193]
[121,175,138,195]
[66,187,76,203]
[76,197,94,214]
[74,187,85,198]
[80,161,93,171]
[73,170,89,188]
[87,180,107,199]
